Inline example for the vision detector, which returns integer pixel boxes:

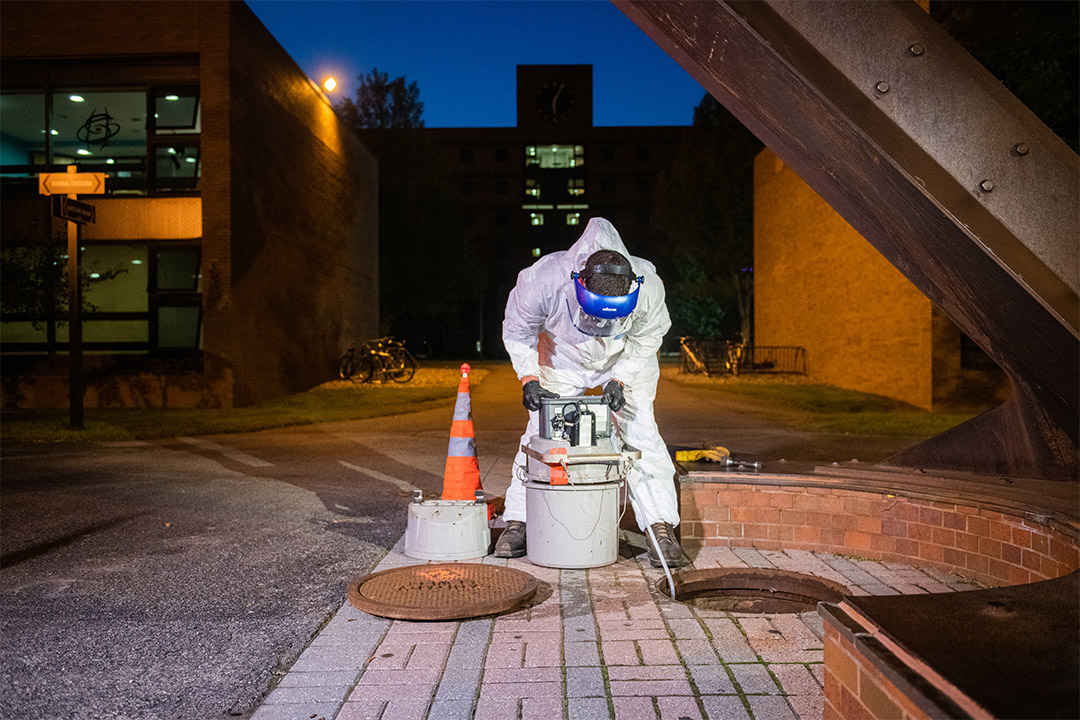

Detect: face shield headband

[570,267,644,319]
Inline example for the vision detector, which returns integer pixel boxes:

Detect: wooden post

[65,165,83,429]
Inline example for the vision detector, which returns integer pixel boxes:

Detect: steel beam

[616,0,1078,480]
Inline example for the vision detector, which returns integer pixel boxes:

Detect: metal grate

[679,338,807,376]
[348,563,539,621]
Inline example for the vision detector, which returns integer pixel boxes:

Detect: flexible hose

[624,474,676,600]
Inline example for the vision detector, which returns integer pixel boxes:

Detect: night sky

[247,0,707,128]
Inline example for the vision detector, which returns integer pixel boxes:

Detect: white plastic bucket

[404,500,490,560]
[525,480,621,568]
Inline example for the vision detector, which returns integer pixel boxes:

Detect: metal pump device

[522,396,635,486]
[518,396,642,570]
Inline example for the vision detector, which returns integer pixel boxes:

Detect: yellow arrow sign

[38,172,107,196]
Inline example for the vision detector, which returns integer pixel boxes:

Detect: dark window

[636,146,651,161]
[153,247,201,349]
[496,211,510,226]
[601,178,615,194]
[636,177,650,193]
[495,146,510,162]
[601,146,615,162]
[460,147,474,163]
[495,180,509,194]
[461,179,474,195]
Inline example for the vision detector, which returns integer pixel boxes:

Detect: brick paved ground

[251,535,983,720]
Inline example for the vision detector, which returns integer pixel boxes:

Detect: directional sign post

[38,166,108,430]
[52,196,97,225]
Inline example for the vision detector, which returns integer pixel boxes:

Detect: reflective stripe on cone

[442,364,488,517]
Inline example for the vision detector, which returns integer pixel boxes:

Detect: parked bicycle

[723,337,747,376]
[338,337,418,384]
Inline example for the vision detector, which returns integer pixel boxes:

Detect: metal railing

[679,337,806,376]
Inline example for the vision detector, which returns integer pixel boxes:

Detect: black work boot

[646,521,690,568]
[494,520,527,558]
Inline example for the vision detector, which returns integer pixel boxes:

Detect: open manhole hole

[348,563,539,621]
[658,568,847,613]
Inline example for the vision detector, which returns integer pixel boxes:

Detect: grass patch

[1,366,482,444]
[666,369,980,436]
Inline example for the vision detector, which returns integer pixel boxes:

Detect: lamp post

[322,77,338,93]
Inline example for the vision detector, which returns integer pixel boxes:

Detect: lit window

[532,248,542,257]
[567,213,581,226]
[153,88,200,132]
[154,145,200,191]
[525,179,540,198]
[567,178,585,197]
[527,144,585,169]
[530,213,544,226]
[52,89,145,166]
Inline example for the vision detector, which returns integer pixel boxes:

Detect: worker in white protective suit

[496,217,688,567]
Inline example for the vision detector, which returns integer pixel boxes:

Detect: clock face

[535,80,576,123]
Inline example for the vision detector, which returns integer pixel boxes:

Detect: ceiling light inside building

[165,94,180,101]
[76,149,91,155]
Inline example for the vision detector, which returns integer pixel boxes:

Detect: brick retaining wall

[680,479,1080,587]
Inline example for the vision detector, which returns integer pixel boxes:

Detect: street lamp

[323,77,338,93]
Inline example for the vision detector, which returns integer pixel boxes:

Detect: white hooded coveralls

[501,217,679,530]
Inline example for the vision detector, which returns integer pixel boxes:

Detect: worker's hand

[522,379,558,411]
[602,379,626,412]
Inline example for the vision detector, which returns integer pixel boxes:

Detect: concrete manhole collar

[348,563,540,621]
[658,567,847,613]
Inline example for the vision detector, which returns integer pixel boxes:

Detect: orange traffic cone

[442,363,489,516]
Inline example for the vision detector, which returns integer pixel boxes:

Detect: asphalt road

[0,363,922,720]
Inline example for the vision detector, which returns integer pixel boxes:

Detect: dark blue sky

[247,1,707,128]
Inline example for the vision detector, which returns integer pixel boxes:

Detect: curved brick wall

[681,480,1079,587]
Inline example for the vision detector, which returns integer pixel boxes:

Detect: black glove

[602,380,626,412]
[522,379,558,411]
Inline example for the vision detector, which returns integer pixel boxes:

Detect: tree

[933,1,1078,154]
[335,68,425,130]
[335,71,479,356]
[652,95,763,341]
[1,237,127,353]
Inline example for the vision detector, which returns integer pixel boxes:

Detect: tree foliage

[933,1,1078,153]
[335,68,425,130]
[335,71,478,356]
[1,239,127,334]
[652,95,763,341]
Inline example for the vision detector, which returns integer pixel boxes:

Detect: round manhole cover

[658,568,847,613]
[348,563,539,621]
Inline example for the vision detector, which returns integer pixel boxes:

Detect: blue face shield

[571,272,644,318]
[566,265,644,337]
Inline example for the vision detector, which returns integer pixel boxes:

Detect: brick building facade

[754,148,1007,411]
[0,1,378,408]
[420,65,689,355]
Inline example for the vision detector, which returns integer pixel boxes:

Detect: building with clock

[422,64,691,355]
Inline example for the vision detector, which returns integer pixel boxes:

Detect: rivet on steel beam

[909,43,925,56]
[875,81,890,94]
[1012,143,1030,156]
[979,179,995,192]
